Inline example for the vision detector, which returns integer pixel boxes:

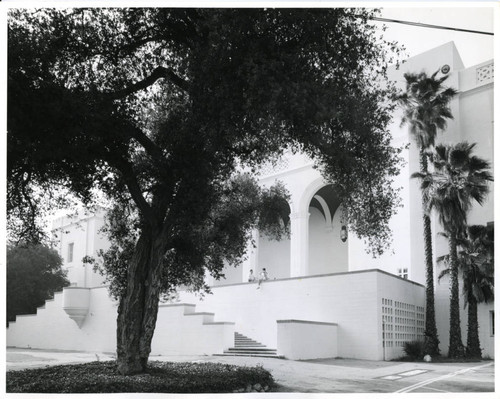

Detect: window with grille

[68,243,74,263]
[398,268,408,279]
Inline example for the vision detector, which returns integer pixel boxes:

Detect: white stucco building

[7,43,494,361]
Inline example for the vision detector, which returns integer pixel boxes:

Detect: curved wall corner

[62,287,90,328]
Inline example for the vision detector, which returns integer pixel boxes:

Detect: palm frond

[420,142,492,235]
[398,71,457,150]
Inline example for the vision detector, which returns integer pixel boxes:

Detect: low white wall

[179,269,425,360]
[152,304,235,356]
[7,289,235,357]
[277,319,338,360]
[7,271,427,361]
[7,287,117,353]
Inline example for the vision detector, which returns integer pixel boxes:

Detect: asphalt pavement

[6,347,495,394]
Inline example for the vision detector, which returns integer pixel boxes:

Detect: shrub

[403,340,425,360]
[6,361,276,393]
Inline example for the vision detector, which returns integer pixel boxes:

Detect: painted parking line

[379,369,428,380]
[380,375,403,380]
[398,369,428,377]
[394,362,494,393]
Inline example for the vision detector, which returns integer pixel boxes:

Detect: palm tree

[413,142,493,358]
[398,70,457,356]
[460,225,494,358]
[437,224,494,358]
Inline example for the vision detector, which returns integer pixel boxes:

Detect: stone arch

[297,177,328,216]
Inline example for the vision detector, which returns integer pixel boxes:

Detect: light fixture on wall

[339,205,348,242]
[340,225,347,242]
[441,64,450,74]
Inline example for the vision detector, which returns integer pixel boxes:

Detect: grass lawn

[6,361,276,393]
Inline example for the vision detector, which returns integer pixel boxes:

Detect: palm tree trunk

[466,295,482,358]
[116,228,165,375]
[420,150,440,356]
[448,234,464,358]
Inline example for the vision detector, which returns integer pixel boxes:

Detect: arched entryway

[308,184,348,275]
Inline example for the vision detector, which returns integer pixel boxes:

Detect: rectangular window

[490,311,494,336]
[68,243,74,263]
[398,268,408,279]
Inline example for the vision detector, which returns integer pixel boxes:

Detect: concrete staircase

[217,332,283,358]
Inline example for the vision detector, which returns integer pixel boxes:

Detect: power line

[371,16,494,36]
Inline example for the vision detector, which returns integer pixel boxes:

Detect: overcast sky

[377,6,494,67]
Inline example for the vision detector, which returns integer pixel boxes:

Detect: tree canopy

[8,8,403,255]
[7,244,69,326]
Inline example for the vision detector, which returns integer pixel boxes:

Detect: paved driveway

[6,347,495,393]
[211,356,494,393]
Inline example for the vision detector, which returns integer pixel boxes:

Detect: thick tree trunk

[447,234,464,358]
[116,228,166,375]
[466,295,482,358]
[419,150,440,356]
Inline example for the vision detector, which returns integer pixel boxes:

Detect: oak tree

[8,8,403,374]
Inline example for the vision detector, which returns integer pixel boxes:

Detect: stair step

[235,340,263,343]
[227,348,277,352]
[234,339,260,344]
[224,350,277,354]
[222,332,283,358]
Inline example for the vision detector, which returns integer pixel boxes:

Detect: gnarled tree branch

[103,66,190,100]
[107,156,156,226]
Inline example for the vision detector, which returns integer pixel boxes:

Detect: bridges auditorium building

[7,43,495,361]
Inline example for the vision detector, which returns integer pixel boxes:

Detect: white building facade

[7,43,494,361]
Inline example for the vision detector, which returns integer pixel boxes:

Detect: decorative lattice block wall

[382,298,424,348]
